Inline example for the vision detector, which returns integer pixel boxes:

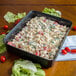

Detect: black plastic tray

[4,11,72,68]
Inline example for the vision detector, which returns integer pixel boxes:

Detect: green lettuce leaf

[42,8,61,17]
[0,34,6,54]
[4,12,16,23]
[15,60,37,72]
[4,12,26,23]
[34,64,41,69]
[11,60,45,76]
[35,69,45,76]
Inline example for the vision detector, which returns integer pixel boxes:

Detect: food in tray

[7,16,68,59]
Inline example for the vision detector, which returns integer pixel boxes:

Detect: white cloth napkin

[56,35,76,61]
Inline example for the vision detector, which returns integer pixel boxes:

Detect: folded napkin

[56,35,76,61]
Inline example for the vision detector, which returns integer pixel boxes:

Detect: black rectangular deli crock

[4,11,72,68]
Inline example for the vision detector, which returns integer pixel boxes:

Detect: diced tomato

[35,52,38,56]
[43,19,46,22]
[43,47,47,50]
[71,49,76,53]
[65,47,71,52]
[38,31,41,34]
[12,44,16,47]
[53,21,57,24]
[8,42,12,45]
[8,42,16,47]
[61,49,67,55]
[35,51,40,56]
[41,32,44,35]
[38,31,44,35]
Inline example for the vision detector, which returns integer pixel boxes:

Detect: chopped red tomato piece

[35,52,38,56]
[43,47,47,50]
[53,21,57,24]
[38,31,44,35]
[43,19,46,22]
[8,42,16,47]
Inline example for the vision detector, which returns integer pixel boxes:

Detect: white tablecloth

[56,35,76,61]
